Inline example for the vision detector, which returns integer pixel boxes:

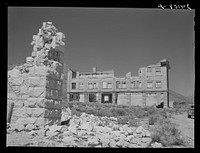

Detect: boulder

[135,126,145,134]
[109,117,118,121]
[80,123,90,130]
[109,139,117,147]
[87,137,99,146]
[151,142,163,148]
[10,123,24,132]
[35,128,46,137]
[141,137,152,145]
[68,125,77,134]
[145,130,151,137]
[25,123,35,131]
[48,124,62,133]
[112,124,120,131]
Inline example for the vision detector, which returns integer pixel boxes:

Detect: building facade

[64,59,170,108]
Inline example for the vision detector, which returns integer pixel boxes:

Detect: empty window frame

[147,68,152,76]
[88,82,98,90]
[104,95,109,101]
[79,82,84,90]
[155,67,162,76]
[116,81,126,89]
[155,81,162,88]
[102,82,112,89]
[72,82,76,90]
[102,82,107,89]
[107,82,112,89]
[131,81,136,88]
[147,81,153,88]
[122,81,126,89]
[88,82,93,90]
[137,81,142,88]
[93,82,98,89]
[116,81,120,89]
[72,71,76,78]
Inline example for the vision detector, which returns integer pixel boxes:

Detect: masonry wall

[66,60,170,107]
[7,54,64,126]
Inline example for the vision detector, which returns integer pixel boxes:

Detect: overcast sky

[8,7,195,97]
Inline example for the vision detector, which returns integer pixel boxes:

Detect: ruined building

[7,22,65,125]
[7,22,171,128]
[64,59,170,108]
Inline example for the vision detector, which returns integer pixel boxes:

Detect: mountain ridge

[169,90,193,103]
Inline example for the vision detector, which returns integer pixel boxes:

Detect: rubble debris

[7,112,155,148]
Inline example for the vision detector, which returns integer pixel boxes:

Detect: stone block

[55,64,63,72]
[52,89,58,99]
[7,93,17,99]
[33,87,46,97]
[25,123,35,131]
[34,66,49,76]
[47,71,62,80]
[12,107,29,118]
[10,85,21,92]
[46,78,56,88]
[43,117,60,126]
[45,88,61,99]
[11,77,23,86]
[10,123,24,131]
[44,109,62,118]
[8,69,20,78]
[20,85,28,94]
[24,98,37,108]
[54,100,62,109]
[26,56,34,63]
[28,67,35,75]
[40,77,47,86]
[37,98,62,109]
[13,100,24,108]
[35,118,48,127]
[31,108,46,117]
[37,98,49,108]
[29,77,41,86]
[21,94,29,99]
[31,51,37,57]
[28,87,34,97]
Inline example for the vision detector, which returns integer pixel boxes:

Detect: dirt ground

[170,112,194,148]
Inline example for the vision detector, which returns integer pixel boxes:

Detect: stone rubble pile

[7,112,157,148]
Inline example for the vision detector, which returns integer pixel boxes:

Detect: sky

[8,7,195,97]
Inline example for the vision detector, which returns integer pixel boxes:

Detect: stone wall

[7,22,65,126]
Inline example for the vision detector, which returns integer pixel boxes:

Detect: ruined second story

[65,59,170,93]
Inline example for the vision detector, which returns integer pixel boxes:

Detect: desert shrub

[71,107,81,116]
[117,116,129,125]
[95,107,112,117]
[128,118,140,127]
[146,106,158,116]
[110,107,126,117]
[135,109,149,118]
[151,118,184,146]
[149,114,161,125]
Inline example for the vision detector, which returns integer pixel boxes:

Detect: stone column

[7,22,66,126]
[112,93,116,104]
[84,93,89,102]
[142,92,146,106]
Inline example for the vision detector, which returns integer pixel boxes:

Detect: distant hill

[169,90,193,103]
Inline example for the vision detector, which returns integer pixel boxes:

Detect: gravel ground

[170,112,194,148]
